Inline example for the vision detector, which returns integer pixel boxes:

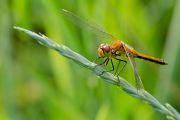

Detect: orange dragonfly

[61,9,168,90]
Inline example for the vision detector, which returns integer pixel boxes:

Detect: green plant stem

[14,26,180,120]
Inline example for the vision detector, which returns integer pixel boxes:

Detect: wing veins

[61,9,117,40]
[122,42,144,90]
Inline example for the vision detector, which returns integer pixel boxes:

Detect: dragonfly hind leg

[114,58,127,83]
[116,59,127,76]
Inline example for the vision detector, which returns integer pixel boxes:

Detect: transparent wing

[122,42,144,90]
[61,9,117,40]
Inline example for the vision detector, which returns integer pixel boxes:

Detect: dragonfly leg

[94,57,108,69]
[112,58,126,84]
[114,58,127,80]
[114,60,121,76]
[117,76,121,84]
[93,57,109,76]
[99,59,115,76]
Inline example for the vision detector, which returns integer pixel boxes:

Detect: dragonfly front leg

[94,57,109,67]
[93,57,110,76]
[99,59,115,76]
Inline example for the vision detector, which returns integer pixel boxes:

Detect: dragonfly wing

[61,9,117,40]
[122,42,144,90]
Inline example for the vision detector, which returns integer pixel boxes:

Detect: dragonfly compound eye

[103,45,110,53]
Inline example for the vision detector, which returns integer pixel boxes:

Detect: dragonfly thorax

[110,41,125,56]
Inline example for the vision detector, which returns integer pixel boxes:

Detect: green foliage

[14,26,180,120]
[1,0,180,120]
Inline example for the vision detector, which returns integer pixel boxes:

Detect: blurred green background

[0,0,180,120]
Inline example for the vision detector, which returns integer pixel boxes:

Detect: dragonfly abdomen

[132,50,168,65]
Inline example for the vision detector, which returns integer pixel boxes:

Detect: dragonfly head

[98,43,110,57]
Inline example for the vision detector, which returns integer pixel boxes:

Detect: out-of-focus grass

[156,0,180,118]
[0,1,15,120]
[13,26,180,120]
[0,0,179,120]
[156,0,180,100]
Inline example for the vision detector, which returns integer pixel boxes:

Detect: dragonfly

[61,9,168,90]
